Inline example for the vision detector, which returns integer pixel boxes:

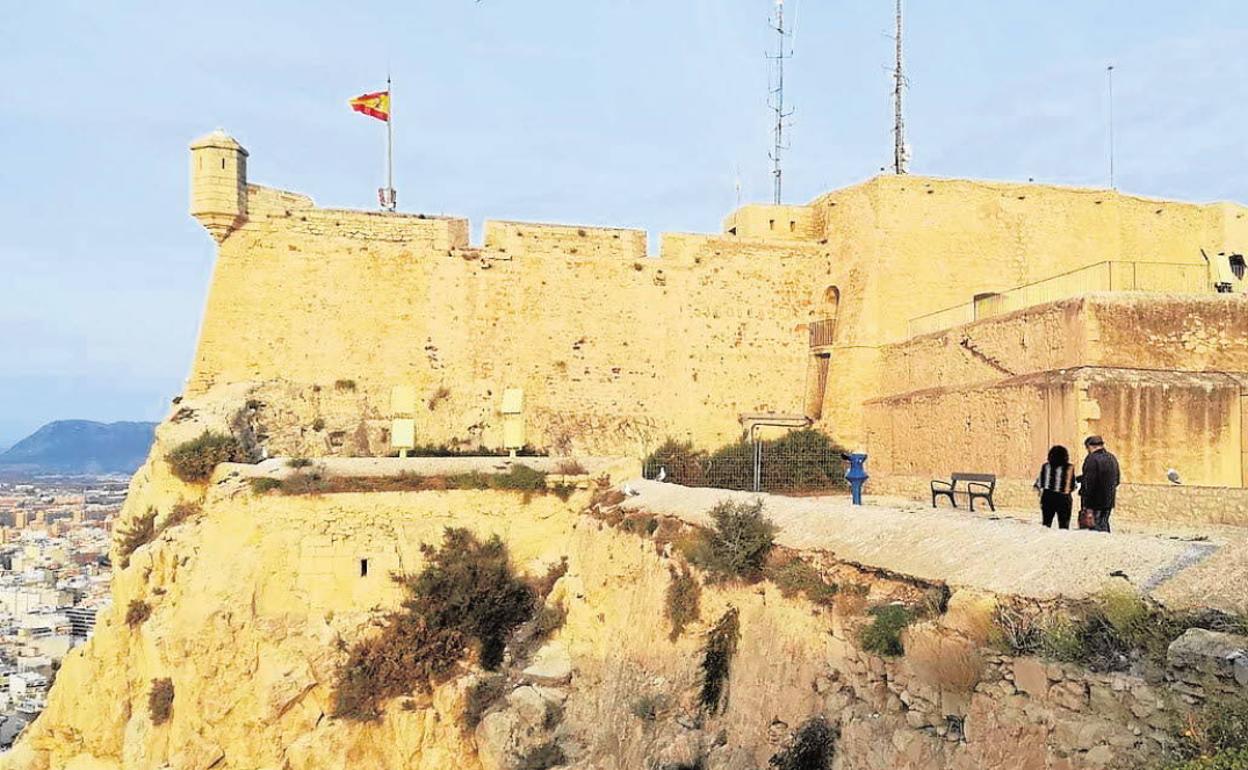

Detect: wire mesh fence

[641,429,848,495]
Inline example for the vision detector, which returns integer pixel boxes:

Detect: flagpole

[385,74,395,211]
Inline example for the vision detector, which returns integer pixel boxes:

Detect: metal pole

[386,74,395,211]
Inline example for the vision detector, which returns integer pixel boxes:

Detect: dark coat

[1079,449,1121,510]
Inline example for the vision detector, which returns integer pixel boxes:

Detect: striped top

[1035,462,1076,494]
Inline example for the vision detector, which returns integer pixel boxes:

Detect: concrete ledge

[620,479,1218,604]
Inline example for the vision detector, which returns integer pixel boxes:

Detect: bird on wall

[1166,469,1182,485]
[657,466,668,482]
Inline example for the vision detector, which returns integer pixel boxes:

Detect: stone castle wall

[188,185,833,454]
[185,133,1248,474]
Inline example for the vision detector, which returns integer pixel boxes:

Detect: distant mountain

[0,420,157,475]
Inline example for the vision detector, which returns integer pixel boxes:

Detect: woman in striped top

[1034,445,1076,529]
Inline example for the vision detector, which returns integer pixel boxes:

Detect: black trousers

[1041,490,1072,529]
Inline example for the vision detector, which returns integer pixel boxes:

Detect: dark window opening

[221,158,226,170]
[359,559,369,577]
[789,220,796,232]
[1230,254,1245,280]
[768,219,775,230]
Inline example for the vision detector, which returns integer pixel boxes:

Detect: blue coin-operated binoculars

[841,452,869,505]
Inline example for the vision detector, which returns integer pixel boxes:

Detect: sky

[1,1,1246,447]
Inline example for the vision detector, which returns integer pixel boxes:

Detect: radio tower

[768,0,794,204]
[892,0,909,174]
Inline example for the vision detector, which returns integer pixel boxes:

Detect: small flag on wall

[349,90,390,122]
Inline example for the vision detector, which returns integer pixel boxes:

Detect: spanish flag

[349,90,390,122]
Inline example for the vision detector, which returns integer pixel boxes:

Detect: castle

[189,129,1248,521]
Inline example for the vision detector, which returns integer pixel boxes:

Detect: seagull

[656,466,668,482]
[621,484,640,497]
[1166,469,1182,485]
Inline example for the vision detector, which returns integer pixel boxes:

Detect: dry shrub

[164,501,201,529]
[165,431,244,483]
[941,591,998,646]
[517,743,566,770]
[630,693,670,721]
[462,674,508,730]
[770,715,837,770]
[125,600,152,628]
[332,529,535,721]
[765,555,838,607]
[115,507,158,569]
[665,565,702,641]
[334,379,357,391]
[149,678,174,725]
[833,584,869,618]
[699,608,740,712]
[902,622,985,692]
[554,459,588,475]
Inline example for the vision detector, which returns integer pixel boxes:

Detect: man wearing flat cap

[1077,435,1120,532]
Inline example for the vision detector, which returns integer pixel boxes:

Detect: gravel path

[621,480,1227,604]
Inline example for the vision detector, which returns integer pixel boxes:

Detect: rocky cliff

[4,393,1245,770]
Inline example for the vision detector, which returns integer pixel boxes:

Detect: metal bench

[931,472,997,512]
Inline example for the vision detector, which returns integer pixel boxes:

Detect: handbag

[1078,508,1096,530]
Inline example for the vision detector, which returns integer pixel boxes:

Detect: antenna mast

[892,0,908,174]
[768,0,794,204]
[1106,64,1115,189]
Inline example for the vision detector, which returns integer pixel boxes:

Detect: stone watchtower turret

[189,129,248,243]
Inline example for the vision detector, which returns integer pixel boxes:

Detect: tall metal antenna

[1106,64,1116,189]
[892,0,908,174]
[768,0,794,204]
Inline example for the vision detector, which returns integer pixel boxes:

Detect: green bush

[125,600,152,628]
[287,457,314,469]
[699,608,740,712]
[333,528,535,721]
[859,604,914,657]
[644,439,708,486]
[688,499,777,580]
[770,715,837,770]
[1170,696,1248,764]
[702,440,754,491]
[665,565,702,641]
[650,430,847,494]
[1162,748,1248,770]
[115,508,158,569]
[166,431,244,483]
[149,678,174,725]
[758,429,848,493]
[250,477,282,494]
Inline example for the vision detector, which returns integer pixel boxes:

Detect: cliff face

[6,409,1237,770]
